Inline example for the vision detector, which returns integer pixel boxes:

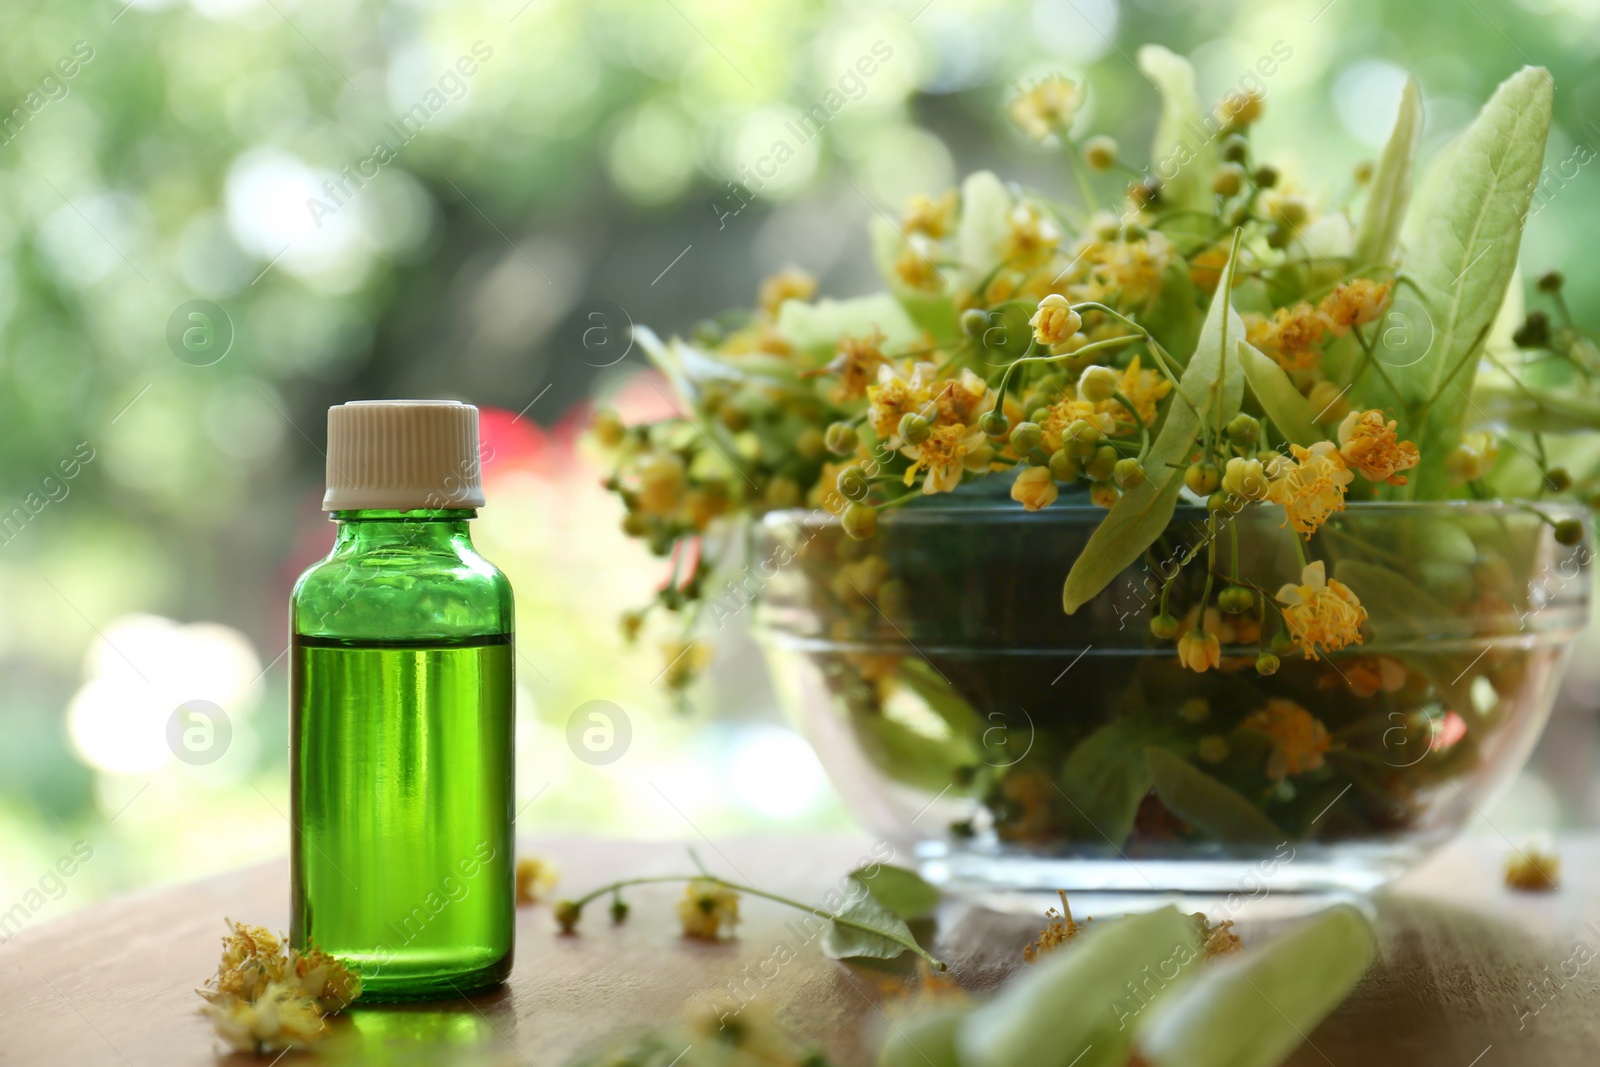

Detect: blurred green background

[2,0,1599,925]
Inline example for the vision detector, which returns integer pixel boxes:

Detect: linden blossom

[305,40,495,229]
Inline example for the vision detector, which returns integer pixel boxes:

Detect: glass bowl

[752,500,1590,899]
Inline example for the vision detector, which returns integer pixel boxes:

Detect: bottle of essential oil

[290,400,514,999]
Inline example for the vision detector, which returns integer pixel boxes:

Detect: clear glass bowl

[753,499,1590,899]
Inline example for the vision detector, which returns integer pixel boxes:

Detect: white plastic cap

[322,400,487,511]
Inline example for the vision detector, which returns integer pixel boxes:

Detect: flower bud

[591,408,626,448]
[980,409,1010,439]
[1184,461,1221,496]
[837,465,869,500]
[1029,294,1083,346]
[554,900,582,934]
[842,502,878,540]
[1150,613,1180,639]
[1537,270,1565,293]
[610,898,630,924]
[1087,445,1118,483]
[1177,630,1222,673]
[1544,467,1572,492]
[1113,457,1146,489]
[1221,133,1248,163]
[1083,134,1118,170]
[1009,421,1043,455]
[1010,466,1059,512]
[1255,652,1280,676]
[1221,456,1269,501]
[796,426,826,461]
[1555,518,1584,546]
[1271,628,1296,656]
[825,422,858,454]
[1253,164,1279,189]
[899,411,931,446]
[1066,419,1100,458]
[765,476,801,509]
[1048,449,1081,482]
[1218,585,1254,614]
[961,307,990,338]
[1225,413,1260,445]
[1212,163,1245,198]
[1078,365,1118,403]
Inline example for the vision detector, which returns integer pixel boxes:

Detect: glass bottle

[290,400,514,1000]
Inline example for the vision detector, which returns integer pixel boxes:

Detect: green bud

[1048,449,1081,482]
[1254,164,1279,188]
[1555,518,1584,546]
[610,898,630,924]
[1537,270,1565,293]
[824,422,858,455]
[960,307,990,338]
[1066,419,1100,458]
[1271,628,1296,656]
[899,411,931,446]
[1206,491,1234,513]
[1113,457,1146,489]
[841,502,878,540]
[1221,133,1248,163]
[1255,652,1280,676]
[979,409,1010,439]
[1087,444,1118,483]
[1184,461,1221,496]
[1009,421,1043,455]
[837,465,869,500]
[1082,134,1118,171]
[1150,613,1180,639]
[1218,585,1254,614]
[796,426,826,461]
[1545,467,1572,492]
[1212,163,1245,197]
[1226,413,1260,445]
[1079,365,1118,403]
[1265,223,1291,250]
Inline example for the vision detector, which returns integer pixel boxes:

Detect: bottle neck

[330,508,477,551]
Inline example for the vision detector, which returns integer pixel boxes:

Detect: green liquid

[290,634,515,999]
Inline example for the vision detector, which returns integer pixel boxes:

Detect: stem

[564,874,946,969]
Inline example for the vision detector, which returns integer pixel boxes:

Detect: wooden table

[4,833,1598,1065]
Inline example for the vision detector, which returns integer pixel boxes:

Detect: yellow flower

[203,981,327,1054]
[1089,481,1119,508]
[1319,279,1391,337]
[1505,844,1560,892]
[867,359,938,443]
[1177,629,1222,673]
[1109,355,1171,427]
[1010,466,1059,511]
[289,947,362,1012]
[1023,890,1090,962]
[1337,409,1420,485]
[209,921,287,1003]
[677,878,740,940]
[1445,431,1500,483]
[1249,303,1331,373]
[902,189,958,238]
[1214,88,1264,128]
[818,327,889,403]
[1275,560,1367,659]
[1040,397,1117,454]
[1004,202,1062,266]
[516,856,559,905]
[895,237,944,291]
[1267,441,1353,538]
[1007,74,1081,141]
[904,421,986,495]
[758,267,817,319]
[1029,294,1082,346]
[1244,698,1331,779]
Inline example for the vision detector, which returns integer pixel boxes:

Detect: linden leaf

[1136,904,1376,1067]
[1239,339,1320,446]
[1145,746,1283,846]
[1352,76,1422,270]
[819,874,940,965]
[1373,66,1553,497]
[1138,46,1216,213]
[851,863,942,921]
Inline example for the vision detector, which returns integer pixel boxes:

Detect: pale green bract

[1352,76,1422,270]
[1139,46,1216,213]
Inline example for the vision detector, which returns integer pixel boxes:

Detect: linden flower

[1215,88,1264,128]
[635,452,688,518]
[905,421,987,495]
[1319,279,1391,337]
[1276,560,1368,659]
[757,267,816,319]
[1110,355,1172,427]
[290,947,362,1012]
[1244,698,1332,779]
[1003,202,1062,269]
[1222,457,1270,502]
[818,327,889,403]
[1040,397,1117,454]
[895,237,943,291]
[1267,441,1353,538]
[867,360,939,443]
[1177,629,1222,673]
[1023,890,1090,962]
[1030,294,1082,346]
[516,856,559,906]
[902,189,958,239]
[204,982,327,1054]
[1505,844,1560,892]
[210,921,287,1003]
[1337,409,1420,485]
[1247,303,1331,373]
[677,878,740,940]
[1011,466,1059,511]
[1007,74,1081,141]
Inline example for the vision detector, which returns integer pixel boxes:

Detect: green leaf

[819,875,936,964]
[1239,340,1320,446]
[1352,77,1422,269]
[1144,259,1203,366]
[776,293,920,365]
[1137,904,1376,1067]
[1139,46,1216,213]
[1374,67,1553,496]
[852,863,942,921]
[1059,718,1171,848]
[956,170,1013,279]
[1062,236,1245,613]
[896,658,986,741]
[959,905,1205,1067]
[878,1006,968,1067]
[870,215,960,339]
[1145,747,1283,846]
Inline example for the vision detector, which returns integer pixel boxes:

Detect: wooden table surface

[3,832,1598,1066]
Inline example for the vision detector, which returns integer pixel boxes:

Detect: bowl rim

[760,498,1591,530]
